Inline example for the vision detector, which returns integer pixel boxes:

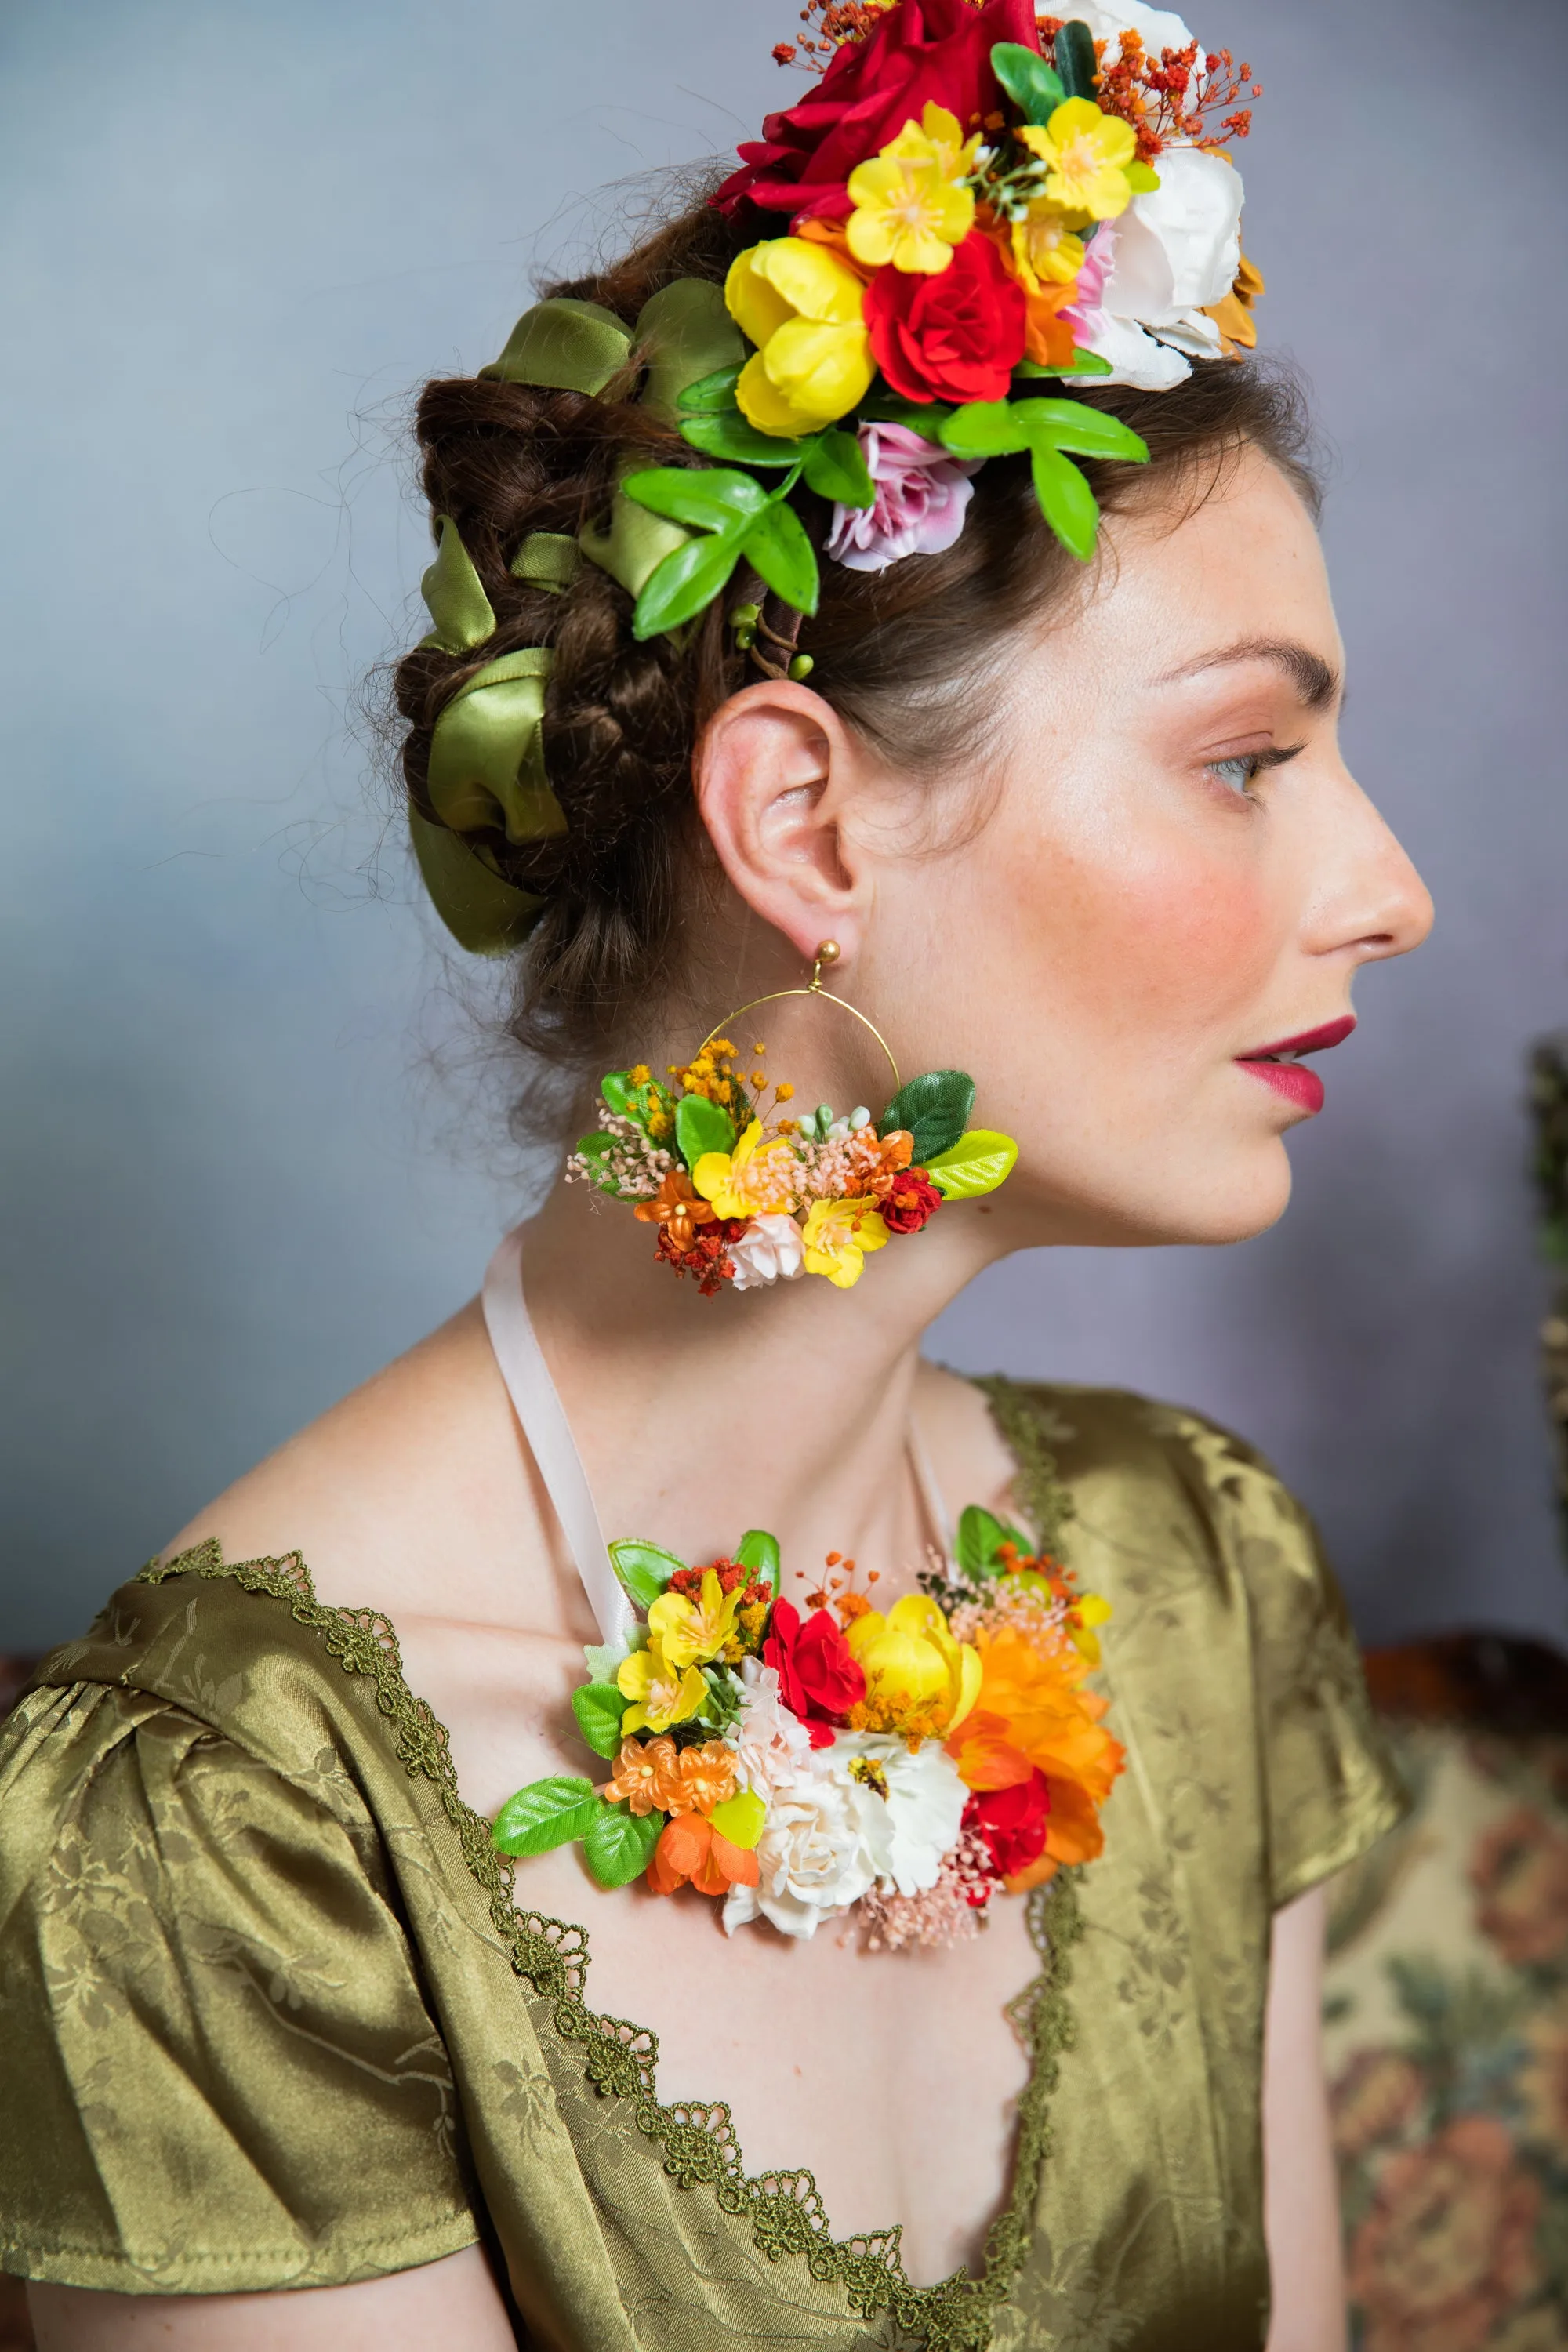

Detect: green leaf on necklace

[608,1537,687,1611]
[492,1775,601,1857]
[956,1503,1034,1580]
[584,1802,665,1888]
[989,39,1065,123]
[572,1682,630,1759]
[735,1527,782,1597]
[879,1069,975,1161]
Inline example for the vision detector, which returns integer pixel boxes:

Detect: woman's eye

[1208,753,1261,796]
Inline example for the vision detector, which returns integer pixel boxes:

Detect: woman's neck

[519,1174,1014,1594]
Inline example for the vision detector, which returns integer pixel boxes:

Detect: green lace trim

[136,1378,1083,2351]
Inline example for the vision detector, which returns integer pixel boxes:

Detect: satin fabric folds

[0,1383,1403,2350]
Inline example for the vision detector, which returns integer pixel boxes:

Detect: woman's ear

[694,681,873,966]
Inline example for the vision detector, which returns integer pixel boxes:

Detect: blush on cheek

[1014,840,1278,1058]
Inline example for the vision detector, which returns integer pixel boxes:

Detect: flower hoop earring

[566,942,1018,1296]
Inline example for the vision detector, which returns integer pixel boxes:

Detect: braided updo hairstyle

[393,180,1318,1073]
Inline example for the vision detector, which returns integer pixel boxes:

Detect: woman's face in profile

[873,444,1435,1254]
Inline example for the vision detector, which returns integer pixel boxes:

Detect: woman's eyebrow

[1154,637,1343,712]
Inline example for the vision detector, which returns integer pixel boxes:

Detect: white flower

[728,1212,806,1293]
[726,1657,811,1800]
[1065,0,1196,64]
[1069,148,1242,389]
[722,1748,875,1940]
[836,1733,969,1899]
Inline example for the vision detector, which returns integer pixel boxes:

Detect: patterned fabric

[0,1382,1403,2350]
[1325,1711,1568,2352]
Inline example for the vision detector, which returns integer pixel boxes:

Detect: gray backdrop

[2,0,1563,1654]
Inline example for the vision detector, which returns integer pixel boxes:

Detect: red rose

[764,1599,866,1747]
[964,1771,1051,1878]
[713,0,1041,222]
[863,230,1026,405]
[881,1170,943,1235]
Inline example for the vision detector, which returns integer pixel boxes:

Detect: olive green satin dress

[0,1382,1403,2350]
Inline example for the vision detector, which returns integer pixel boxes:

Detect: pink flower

[826,422,982,575]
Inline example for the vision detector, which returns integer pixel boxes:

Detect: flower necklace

[492,1501,1124,1947]
[566,942,1018,1298]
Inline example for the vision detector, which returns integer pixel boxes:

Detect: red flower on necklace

[712,0,1041,223]
[880,1169,943,1235]
[964,1770,1051,1879]
[764,1598,866,1746]
[863,229,1026,405]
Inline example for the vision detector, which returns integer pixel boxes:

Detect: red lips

[1236,1014,1356,1116]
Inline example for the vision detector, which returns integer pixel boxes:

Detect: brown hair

[393,186,1319,1071]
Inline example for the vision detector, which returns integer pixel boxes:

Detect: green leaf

[622,465,768,534]
[680,412,807,466]
[924,1127,1019,1200]
[990,39,1065,123]
[938,401,1029,460]
[1125,160,1160,194]
[572,1132,634,1197]
[583,1802,664,1889]
[742,500,821,615]
[492,1775,600,1857]
[860,394,953,441]
[1029,444,1100,562]
[1015,397,1149,463]
[879,1069,975,1160]
[677,365,743,413]
[802,427,875,508]
[735,1528,782,1596]
[572,1682,630,1759]
[600,1071,637,1116]
[957,1504,1013,1579]
[608,1537,687,1612]
[1054,18,1098,101]
[1014,349,1113,379]
[675,1089,736,1171]
[632,532,746,640]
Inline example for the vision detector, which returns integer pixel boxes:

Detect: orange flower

[946,1624,1124,1878]
[634,1170,717,1253]
[670,1739,739,1817]
[602,1733,684,1816]
[851,1127,915,1201]
[647,1813,760,1898]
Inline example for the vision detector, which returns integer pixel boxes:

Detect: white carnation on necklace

[722,1749,876,1940]
[727,1212,806,1291]
[726,1656,811,1799]
[836,1733,970,1900]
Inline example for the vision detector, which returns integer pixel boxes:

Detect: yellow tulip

[616,1640,708,1736]
[1019,98,1139,222]
[846,1593,982,1737]
[647,1570,744,1671]
[846,104,977,275]
[692,1119,800,1221]
[725,238,874,437]
[799,1196,889,1289]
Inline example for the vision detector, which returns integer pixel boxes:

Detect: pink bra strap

[481,1226,636,1649]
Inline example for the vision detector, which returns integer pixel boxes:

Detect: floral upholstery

[1324,1636,1568,2352]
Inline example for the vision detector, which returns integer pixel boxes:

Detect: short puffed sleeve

[1193,1421,1408,1909]
[0,1676,481,2293]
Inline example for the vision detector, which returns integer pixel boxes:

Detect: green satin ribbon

[415,279,744,953]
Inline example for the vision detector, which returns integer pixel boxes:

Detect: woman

[1,3,1431,2346]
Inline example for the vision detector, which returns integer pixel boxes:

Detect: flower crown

[408,0,1259,952]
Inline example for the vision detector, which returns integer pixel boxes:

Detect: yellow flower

[647,1569,744,1671]
[846,1594,982,1737]
[615,1640,708,1736]
[1010,201,1087,294]
[1020,98,1139,222]
[693,1119,801,1220]
[799,1196,890,1289]
[1069,1589,1112,1667]
[846,103,977,275]
[726,238,874,437]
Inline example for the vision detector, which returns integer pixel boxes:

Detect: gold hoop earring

[564,943,1017,1298]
